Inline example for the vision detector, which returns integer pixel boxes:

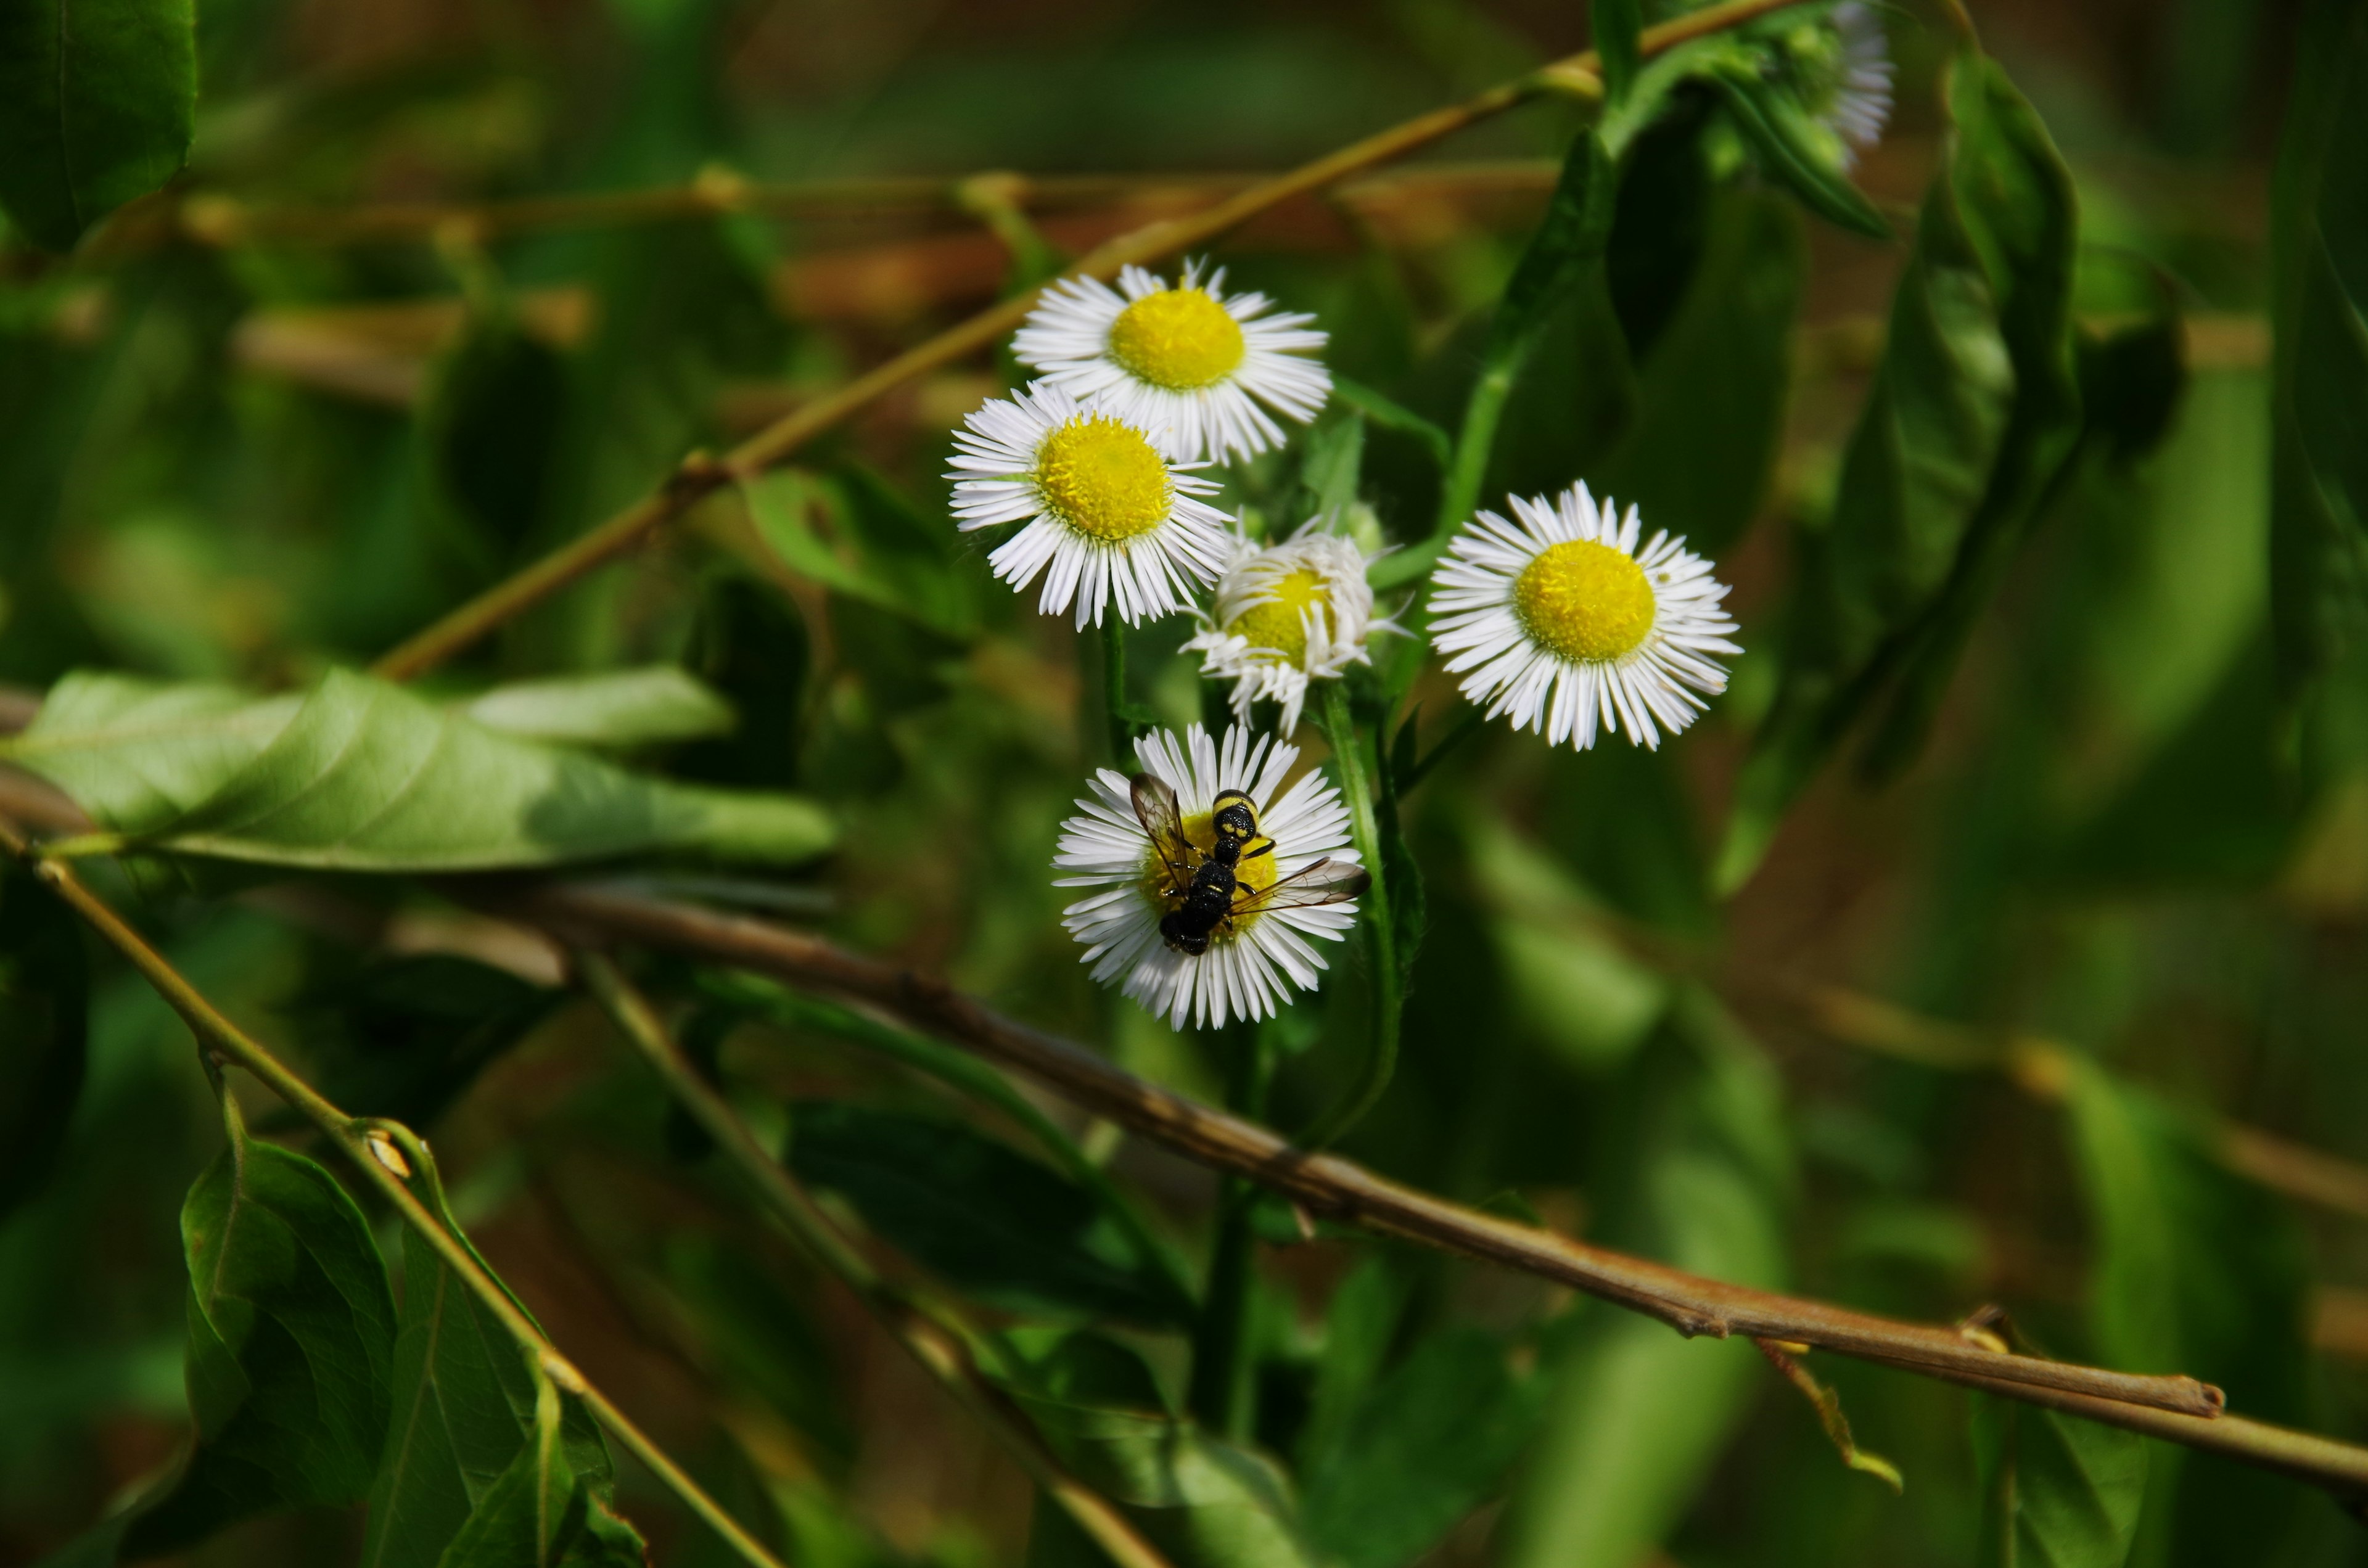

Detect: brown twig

[574,951,1177,1568]
[363,0,1814,683]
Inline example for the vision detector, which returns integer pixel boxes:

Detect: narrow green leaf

[1006,1332,1320,1568]
[788,1102,1195,1329]
[9,668,834,870]
[2268,0,2368,702]
[41,1128,402,1563]
[1973,1395,2146,1568]
[1328,378,1449,469]
[461,667,738,749]
[1593,0,1642,106]
[1710,68,1891,240]
[0,861,88,1222]
[1300,1328,1545,1568]
[0,0,196,251]
[1720,52,2080,890]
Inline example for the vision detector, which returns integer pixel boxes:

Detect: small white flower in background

[1429,482,1740,752]
[1181,520,1399,736]
[1815,1,1894,168]
[947,381,1232,628]
[1056,724,1361,1031]
[1013,260,1330,466]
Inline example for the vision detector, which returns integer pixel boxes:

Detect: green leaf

[0,0,196,252]
[460,667,738,750]
[49,1128,400,1562]
[2269,0,2368,702]
[365,1179,642,1568]
[1972,1395,2146,1568]
[742,467,973,641]
[0,860,88,1222]
[421,316,571,574]
[9,668,834,870]
[1299,1327,1545,1568]
[1498,996,1793,1568]
[1593,0,1642,106]
[788,1102,1196,1329]
[1328,378,1449,469]
[674,574,810,790]
[1710,67,1891,240]
[1721,52,2081,889]
[1296,415,1366,524]
[1006,1332,1320,1568]
[294,954,557,1132]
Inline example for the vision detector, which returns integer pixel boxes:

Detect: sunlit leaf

[0,0,195,251]
[461,666,738,750]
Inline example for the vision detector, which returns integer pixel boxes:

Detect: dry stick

[366,0,1812,683]
[488,885,2368,1501]
[0,824,792,1568]
[574,952,1177,1568]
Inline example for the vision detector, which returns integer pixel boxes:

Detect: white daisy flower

[1055,724,1363,1032]
[1180,519,1399,736]
[1816,1,1893,169]
[947,381,1232,628]
[1429,482,1740,752]
[1011,260,1330,466]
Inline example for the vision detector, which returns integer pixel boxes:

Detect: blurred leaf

[1972,1394,2146,1568]
[742,466,972,641]
[1468,818,1669,1072]
[1328,379,1448,469]
[1722,52,2081,889]
[2059,1059,2316,1565]
[1296,1258,1407,1480]
[1297,416,1366,524]
[1603,98,1712,367]
[1300,1327,1545,1568]
[47,1125,399,1562]
[1497,131,1620,361]
[1498,996,1792,1568]
[1594,0,1642,105]
[0,861,88,1223]
[461,666,738,749]
[0,0,195,250]
[364,1167,640,1568]
[295,954,556,1130]
[2268,0,2368,704]
[1598,187,1804,555]
[788,1102,1195,1328]
[421,318,571,577]
[9,668,834,869]
[674,574,811,790]
[2077,319,2187,464]
[1709,67,1891,240]
[1006,1331,1319,1568]
[664,1234,852,1469]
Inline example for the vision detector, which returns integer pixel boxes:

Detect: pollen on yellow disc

[1034,415,1173,542]
[1106,288,1248,390]
[1225,568,1330,663]
[1513,539,1656,663]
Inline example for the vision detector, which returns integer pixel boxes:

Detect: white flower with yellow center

[948,382,1232,627]
[1430,483,1740,751]
[1056,724,1361,1031]
[1180,521,1397,734]
[1012,260,1330,466]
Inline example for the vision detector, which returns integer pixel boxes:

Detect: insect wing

[1129,773,1198,892]
[1231,856,1370,916]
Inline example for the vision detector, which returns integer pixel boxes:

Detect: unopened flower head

[1429,482,1739,751]
[1181,519,1396,735]
[1055,724,1361,1031]
[1012,260,1330,466]
[947,381,1231,628]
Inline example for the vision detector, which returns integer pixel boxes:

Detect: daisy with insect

[948,381,1233,627]
[1013,259,1331,466]
[1430,482,1740,751]
[1056,724,1367,1031]
[1182,519,1399,736]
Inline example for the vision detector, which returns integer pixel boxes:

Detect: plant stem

[0,827,791,1568]
[1302,681,1400,1148]
[576,953,1177,1568]
[366,0,1819,682]
[1186,1022,1275,1439]
[1101,618,1136,762]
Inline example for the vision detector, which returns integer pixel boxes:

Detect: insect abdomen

[1159,863,1236,955]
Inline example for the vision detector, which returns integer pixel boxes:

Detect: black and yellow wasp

[1130,774,1370,956]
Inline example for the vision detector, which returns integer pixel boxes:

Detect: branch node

[363,1129,413,1179]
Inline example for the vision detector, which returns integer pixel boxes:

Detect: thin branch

[575,951,1179,1568]
[364,0,1816,682]
[0,820,792,1568]
[489,881,2368,1504]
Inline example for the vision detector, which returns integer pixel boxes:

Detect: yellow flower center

[1034,415,1172,542]
[1225,568,1330,664]
[1513,540,1656,663]
[1141,809,1279,938]
[1106,288,1247,390]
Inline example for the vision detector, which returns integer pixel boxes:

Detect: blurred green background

[6,0,2364,1566]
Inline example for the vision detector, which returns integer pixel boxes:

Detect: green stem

[1101,617,1136,763]
[1302,681,1400,1148]
[1186,1022,1274,1439]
